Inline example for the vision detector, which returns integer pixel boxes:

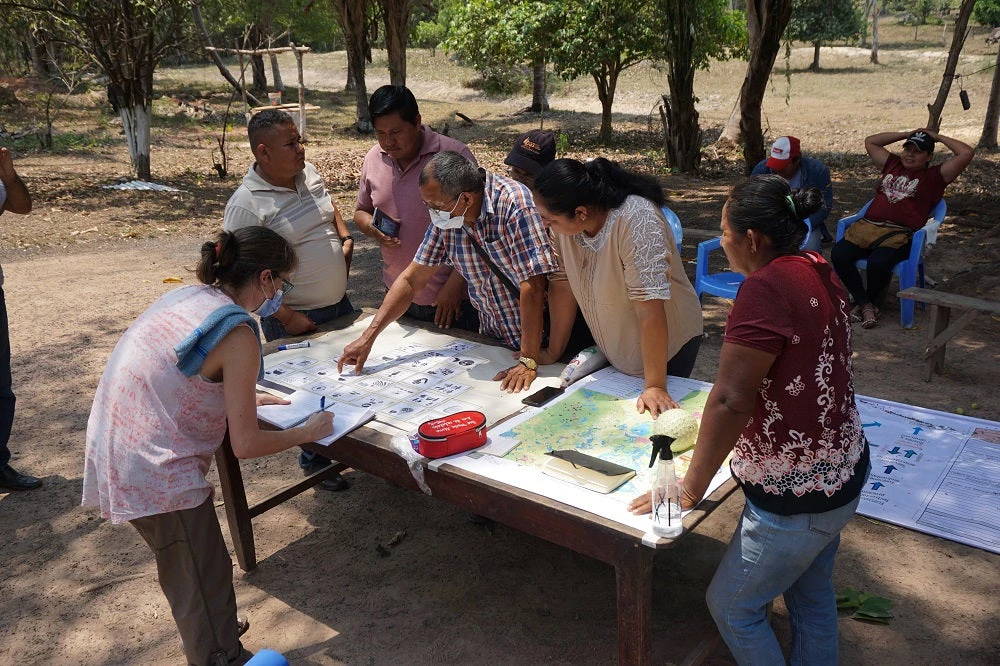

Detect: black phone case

[522,386,563,407]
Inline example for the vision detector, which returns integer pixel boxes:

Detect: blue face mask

[253,274,287,318]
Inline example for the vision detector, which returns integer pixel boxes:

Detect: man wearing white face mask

[339,151,558,393]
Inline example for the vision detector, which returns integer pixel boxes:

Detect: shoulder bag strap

[461,227,521,299]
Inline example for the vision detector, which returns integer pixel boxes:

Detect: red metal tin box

[416,411,488,458]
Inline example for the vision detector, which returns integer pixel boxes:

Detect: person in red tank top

[831,128,973,329]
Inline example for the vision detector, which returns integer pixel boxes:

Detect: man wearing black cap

[504,130,556,189]
[831,128,973,328]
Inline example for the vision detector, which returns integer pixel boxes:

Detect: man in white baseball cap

[752,135,834,249]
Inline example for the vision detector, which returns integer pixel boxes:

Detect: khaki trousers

[131,498,250,666]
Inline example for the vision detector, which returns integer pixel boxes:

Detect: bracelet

[340,235,353,243]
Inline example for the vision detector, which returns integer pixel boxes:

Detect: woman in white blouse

[533,158,703,418]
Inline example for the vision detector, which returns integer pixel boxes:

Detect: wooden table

[215,314,737,665]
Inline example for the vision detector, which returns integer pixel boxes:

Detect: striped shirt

[224,162,347,310]
[414,172,557,348]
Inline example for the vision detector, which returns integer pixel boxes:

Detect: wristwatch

[518,356,538,371]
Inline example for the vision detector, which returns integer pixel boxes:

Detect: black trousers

[830,239,911,308]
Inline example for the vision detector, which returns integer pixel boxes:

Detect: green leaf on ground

[837,588,894,623]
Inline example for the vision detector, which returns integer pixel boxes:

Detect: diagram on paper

[260,340,491,430]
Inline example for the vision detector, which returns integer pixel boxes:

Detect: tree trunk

[119,101,153,180]
[739,0,794,172]
[926,0,975,130]
[251,55,267,93]
[663,0,701,173]
[334,0,372,132]
[871,1,880,64]
[346,58,357,91]
[28,28,50,78]
[594,66,619,144]
[978,45,1000,149]
[719,98,742,144]
[381,0,410,87]
[810,42,820,71]
[269,54,284,92]
[190,3,262,106]
[530,61,549,112]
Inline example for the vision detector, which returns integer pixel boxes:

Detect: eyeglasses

[278,278,294,295]
[422,194,461,211]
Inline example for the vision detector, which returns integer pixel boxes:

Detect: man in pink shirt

[354,85,479,331]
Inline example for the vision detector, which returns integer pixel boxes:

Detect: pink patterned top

[724,252,869,515]
[82,285,238,524]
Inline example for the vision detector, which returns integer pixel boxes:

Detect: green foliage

[786,0,864,47]
[413,20,446,50]
[201,0,342,51]
[973,0,1000,27]
[836,588,894,624]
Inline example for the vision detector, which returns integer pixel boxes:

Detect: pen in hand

[288,396,330,428]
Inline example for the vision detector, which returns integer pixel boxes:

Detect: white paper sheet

[256,389,375,446]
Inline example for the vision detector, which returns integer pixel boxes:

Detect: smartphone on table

[522,386,565,407]
[372,208,400,238]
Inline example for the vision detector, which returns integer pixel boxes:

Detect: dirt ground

[1,36,999,665]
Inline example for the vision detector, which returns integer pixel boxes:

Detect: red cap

[766,136,801,170]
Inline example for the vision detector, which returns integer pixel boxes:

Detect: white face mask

[428,195,468,230]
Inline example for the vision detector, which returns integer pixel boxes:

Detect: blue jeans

[706,476,867,666]
[260,294,355,471]
[0,288,14,467]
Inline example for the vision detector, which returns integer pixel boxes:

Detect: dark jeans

[260,293,355,343]
[405,300,481,333]
[667,334,702,379]
[831,239,911,308]
[260,294,355,471]
[0,288,15,468]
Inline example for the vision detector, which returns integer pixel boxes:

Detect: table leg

[614,541,654,665]
[925,304,951,381]
[214,431,257,571]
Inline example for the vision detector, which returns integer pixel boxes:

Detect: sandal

[861,304,879,329]
[850,305,863,323]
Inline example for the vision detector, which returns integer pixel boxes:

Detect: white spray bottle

[648,432,683,538]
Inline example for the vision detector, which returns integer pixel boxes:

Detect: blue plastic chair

[660,205,683,256]
[694,218,813,302]
[694,237,742,301]
[835,198,946,328]
[246,649,289,666]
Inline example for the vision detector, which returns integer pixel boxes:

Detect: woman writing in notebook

[82,227,333,665]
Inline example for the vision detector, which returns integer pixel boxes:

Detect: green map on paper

[500,387,710,495]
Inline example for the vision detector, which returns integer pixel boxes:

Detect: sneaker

[0,464,42,491]
[302,465,349,492]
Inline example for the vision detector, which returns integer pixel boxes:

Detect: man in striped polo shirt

[339,151,558,394]
[224,109,354,490]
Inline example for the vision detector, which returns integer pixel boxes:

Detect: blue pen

[277,341,311,351]
[320,396,326,411]
[288,396,329,428]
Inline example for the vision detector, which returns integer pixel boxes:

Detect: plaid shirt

[414,172,557,348]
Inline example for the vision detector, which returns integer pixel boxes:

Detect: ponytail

[195,227,296,290]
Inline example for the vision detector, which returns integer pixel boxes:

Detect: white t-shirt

[224,163,347,310]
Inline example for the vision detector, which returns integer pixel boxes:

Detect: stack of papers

[257,390,375,446]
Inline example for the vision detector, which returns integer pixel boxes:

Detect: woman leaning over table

[531,157,703,419]
[630,175,871,665]
[82,227,333,666]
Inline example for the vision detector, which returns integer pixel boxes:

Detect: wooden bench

[897,287,1000,381]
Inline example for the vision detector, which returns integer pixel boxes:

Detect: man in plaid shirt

[339,151,557,393]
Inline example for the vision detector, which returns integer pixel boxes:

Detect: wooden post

[236,41,248,120]
[292,42,306,138]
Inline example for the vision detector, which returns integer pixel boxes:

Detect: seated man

[751,135,834,249]
[339,151,558,393]
[354,85,479,331]
[224,109,354,490]
[0,148,41,492]
[503,129,556,189]
[831,128,973,329]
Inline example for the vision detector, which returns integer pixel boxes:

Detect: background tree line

[0,0,998,180]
